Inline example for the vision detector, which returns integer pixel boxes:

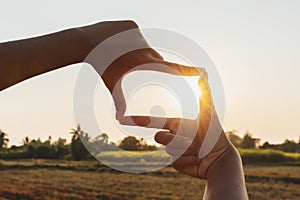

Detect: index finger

[119,116,182,133]
[161,60,205,77]
[134,59,206,77]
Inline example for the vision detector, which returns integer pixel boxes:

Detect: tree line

[0,125,157,161]
[0,127,299,161]
[226,130,300,152]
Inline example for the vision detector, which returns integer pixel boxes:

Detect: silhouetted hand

[0,20,248,199]
[119,71,234,179]
[0,20,201,121]
[81,21,202,119]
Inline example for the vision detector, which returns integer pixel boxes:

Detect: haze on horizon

[0,0,299,146]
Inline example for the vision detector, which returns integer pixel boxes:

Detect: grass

[96,149,300,167]
[97,150,170,163]
[238,148,300,165]
[0,162,299,200]
[98,150,169,158]
[0,149,299,199]
[0,164,205,200]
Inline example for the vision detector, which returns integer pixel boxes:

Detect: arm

[0,28,81,91]
[0,21,137,91]
[204,144,248,200]
[120,73,249,199]
[0,20,200,119]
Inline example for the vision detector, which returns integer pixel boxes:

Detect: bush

[238,149,299,165]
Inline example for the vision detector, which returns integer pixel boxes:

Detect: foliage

[238,148,300,165]
[119,136,141,151]
[97,150,169,163]
[70,125,91,161]
[226,130,242,147]
[0,130,9,149]
[89,133,119,154]
[261,139,300,153]
[226,130,260,149]
[0,126,299,162]
[240,132,260,149]
[0,136,70,160]
[118,136,158,151]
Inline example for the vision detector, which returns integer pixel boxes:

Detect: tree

[53,137,70,159]
[0,130,9,149]
[70,124,90,160]
[90,133,110,154]
[240,132,260,149]
[119,136,141,151]
[118,136,158,151]
[281,139,297,153]
[22,136,30,146]
[226,130,242,148]
[260,141,271,149]
[101,133,109,144]
[95,133,109,145]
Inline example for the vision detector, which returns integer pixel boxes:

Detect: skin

[0,20,200,119]
[0,20,248,199]
[120,73,248,199]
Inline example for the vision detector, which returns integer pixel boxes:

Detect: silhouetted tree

[261,141,271,149]
[90,133,111,154]
[118,136,157,151]
[22,136,30,146]
[240,132,260,149]
[119,136,141,151]
[53,137,69,159]
[226,130,242,148]
[281,139,297,153]
[70,125,90,160]
[99,133,109,144]
[0,130,9,149]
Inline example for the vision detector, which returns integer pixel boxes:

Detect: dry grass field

[0,160,299,200]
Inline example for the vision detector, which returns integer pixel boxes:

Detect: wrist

[204,146,248,199]
[206,145,241,181]
[76,20,139,62]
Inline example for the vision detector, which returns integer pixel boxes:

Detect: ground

[0,160,299,200]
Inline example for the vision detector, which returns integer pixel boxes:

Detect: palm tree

[70,124,90,160]
[22,136,30,146]
[0,129,9,149]
[70,124,84,141]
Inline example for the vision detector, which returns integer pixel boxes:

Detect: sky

[0,0,299,146]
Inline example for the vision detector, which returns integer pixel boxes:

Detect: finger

[155,131,193,148]
[161,60,205,76]
[198,72,213,112]
[111,79,127,120]
[198,76,212,140]
[135,59,205,77]
[166,145,199,156]
[171,156,201,167]
[119,116,181,132]
[154,131,176,145]
[173,164,201,178]
[198,73,222,145]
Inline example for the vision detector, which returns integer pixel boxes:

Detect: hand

[79,21,202,119]
[119,71,234,179]
[0,20,201,117]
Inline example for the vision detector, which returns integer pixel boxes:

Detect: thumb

[111,78,127,120]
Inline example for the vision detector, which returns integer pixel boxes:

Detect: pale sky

[0,0,299,146]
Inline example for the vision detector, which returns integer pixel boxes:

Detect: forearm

[203,146,248,200]
[0,28,87,91]
[0,20,138,91]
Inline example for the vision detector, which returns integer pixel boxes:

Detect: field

[0,150,299,200]
[97,149,300,165]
